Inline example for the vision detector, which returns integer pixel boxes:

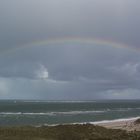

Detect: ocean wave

[0,107,140,116]
[54,110,105,115]
[91,116,140,124]
[21,100,97,103]
[112,107,140,112]
[0,112,54,116]
[35,116,140,127]
[114,108,133,111]
[0,110,105,116]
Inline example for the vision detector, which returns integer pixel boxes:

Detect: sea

[0,100,140,126]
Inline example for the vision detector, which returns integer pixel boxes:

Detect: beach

[0,117,140,139]
[95,117,140,131]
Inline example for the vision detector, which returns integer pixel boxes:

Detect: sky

[0,0,140,100]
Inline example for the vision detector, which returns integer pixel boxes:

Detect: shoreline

[0,116,140,132]
[0,122,140,140]
[34,116,140,131]
[95,117,140,131]
[0,117,140,139]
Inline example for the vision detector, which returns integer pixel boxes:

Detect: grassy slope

[0,124,140,140]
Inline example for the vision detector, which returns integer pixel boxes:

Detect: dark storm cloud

[0,0,140,99]
[0,44,140,99]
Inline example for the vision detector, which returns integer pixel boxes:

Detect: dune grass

[0,124,140,140]
[134,119,140,125]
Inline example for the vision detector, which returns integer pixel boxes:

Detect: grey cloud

[0,0,140,48]
[0,44,140,100]
[0,0,140,99]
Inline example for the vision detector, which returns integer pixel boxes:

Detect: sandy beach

[96,117,140,131]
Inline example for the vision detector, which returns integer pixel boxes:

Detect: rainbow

[27,37,132,50]
[0,37,139,55]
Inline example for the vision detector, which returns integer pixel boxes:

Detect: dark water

[0,100,140,126]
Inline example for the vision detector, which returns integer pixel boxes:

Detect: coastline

[95,117,140,131]
[49,116,140,131]
[0,117,140,139]
[0,122,140,140]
